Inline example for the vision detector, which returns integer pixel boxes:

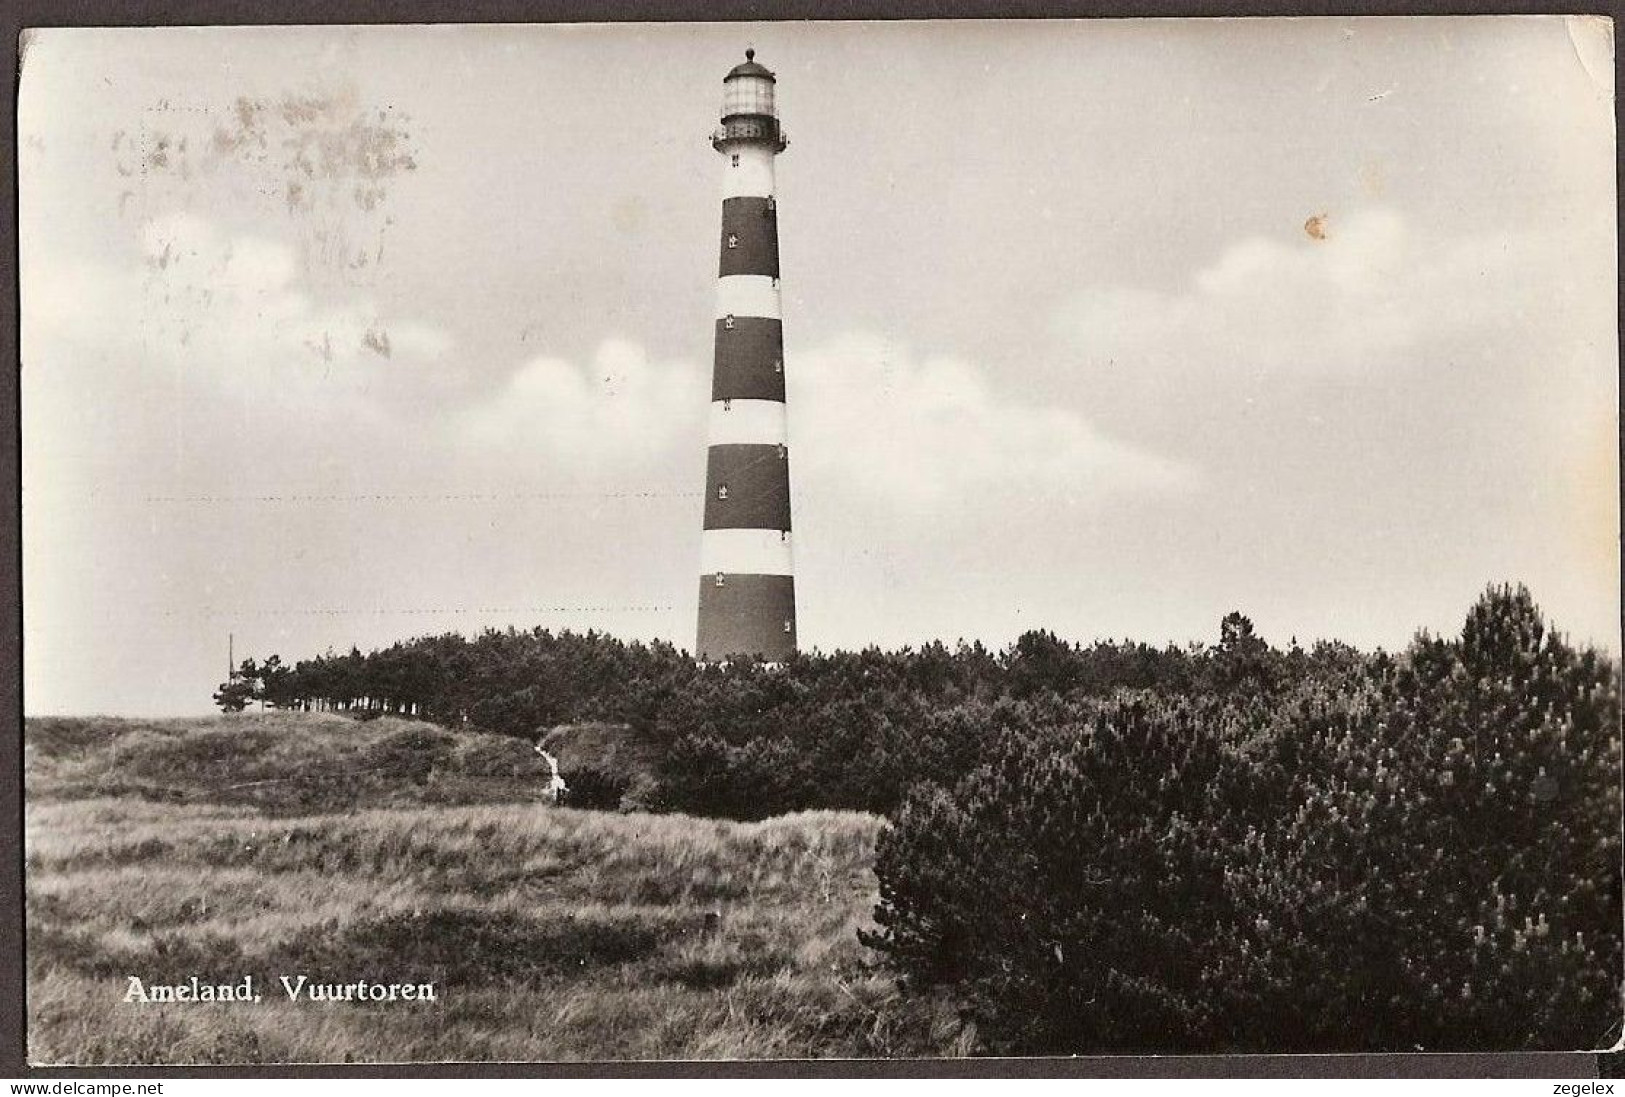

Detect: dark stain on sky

[126,90,418,218]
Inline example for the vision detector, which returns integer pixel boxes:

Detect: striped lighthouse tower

[697,50,795,663]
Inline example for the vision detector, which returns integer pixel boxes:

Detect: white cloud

[143,213,453,392]
[455,338,706,467]
[25,211,458,420]
[788,333,1196,511]
[1057,206,1612,383]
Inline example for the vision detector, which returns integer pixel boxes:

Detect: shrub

[540,722,664,811]
[1218,585,1623,1051]
[863,692,1251,1053]
[560,765,634,811]
[864,586,1622,1054]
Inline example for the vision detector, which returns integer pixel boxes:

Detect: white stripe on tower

[707,399,788,446]
[701,528,794,575]
[722,144,776,200]
[697,49,796,664]
[716,275,781,321]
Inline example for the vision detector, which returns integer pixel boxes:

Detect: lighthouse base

[697,573,796,663]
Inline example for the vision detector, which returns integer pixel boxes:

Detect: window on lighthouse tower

[717,484,729,500]
[727,234,738,249]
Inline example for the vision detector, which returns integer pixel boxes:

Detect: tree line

[212,611,1367,816]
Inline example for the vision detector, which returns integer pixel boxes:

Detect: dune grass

[25,715,972,1064]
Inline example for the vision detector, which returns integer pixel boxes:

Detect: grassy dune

[25,714,971,1064]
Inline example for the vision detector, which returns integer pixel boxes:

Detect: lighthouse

[696,50,796,663]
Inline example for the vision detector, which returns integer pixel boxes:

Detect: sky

[19,18,1619,716]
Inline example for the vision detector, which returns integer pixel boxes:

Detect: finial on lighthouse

[745,48,755,61]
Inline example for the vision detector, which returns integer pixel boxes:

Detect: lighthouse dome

[725,49,776,82]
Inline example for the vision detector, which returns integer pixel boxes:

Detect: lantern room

[713,50,788,153]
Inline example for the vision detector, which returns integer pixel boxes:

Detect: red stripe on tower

[698,50,796,663]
